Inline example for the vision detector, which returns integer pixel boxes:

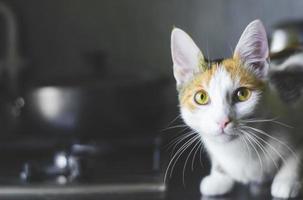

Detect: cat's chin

[209,133,238,143]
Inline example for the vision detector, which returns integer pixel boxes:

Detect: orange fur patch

[179,57,264,110]
[222,58,264,89]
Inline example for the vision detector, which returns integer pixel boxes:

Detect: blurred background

[0,0,300,199]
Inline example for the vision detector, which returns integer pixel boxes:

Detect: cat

[170,19,303,199]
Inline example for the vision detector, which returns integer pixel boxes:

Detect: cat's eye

[234,87,251,102]
[194,90,209,105]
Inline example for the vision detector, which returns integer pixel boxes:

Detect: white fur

[271,153,302,198]
[181,66,272,182]
[181,68,235,139]
[200,168,234,196]
[180,63,302,198]
[234,20,269,79]
[171,28,202,87]
[181,66,261,141]
[170,20,302,199]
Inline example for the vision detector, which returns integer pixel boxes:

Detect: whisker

[243,133,264,172]
[227,42,235,56]
[161,124,189,132]
[165,134,197,179]
[206,37,211,68]
[249,131,279,169]
[199,141,205,167]
[239,134,252,166]
[191,140,202,171]
[240,118,293,129]
[166,114,182,127]
[169,135,200,179]
[242,127,288,165]
[241,130,279,169]
[164,130,194,151]
[182,138,201,186]
[243,133,264,166]
[164,134,199,183]
[169,132,196,154]
[240,117,277,121]
[242,125,299,162]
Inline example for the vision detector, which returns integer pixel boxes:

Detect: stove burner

[19,143,100,184]
[20,151,82,184]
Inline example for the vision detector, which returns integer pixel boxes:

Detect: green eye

[194,90,209,105]
[235,87,251,102]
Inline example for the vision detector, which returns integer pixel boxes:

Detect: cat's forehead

[179,57,264,109]
[189,57,263,89]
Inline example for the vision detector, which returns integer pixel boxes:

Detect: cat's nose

[219,118,231,129]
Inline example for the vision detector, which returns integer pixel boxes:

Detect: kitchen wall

[1,0,303,83]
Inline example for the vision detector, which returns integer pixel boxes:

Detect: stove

[0,136,166,198]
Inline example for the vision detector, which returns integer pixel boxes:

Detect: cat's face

[171,20,269,143]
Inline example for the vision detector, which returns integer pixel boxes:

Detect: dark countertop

[0,185,275,200]
[0,161,278,200]
[0,137,294,200]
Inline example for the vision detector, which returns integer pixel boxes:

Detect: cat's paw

[271,179,301,199]
[200,174,234,196]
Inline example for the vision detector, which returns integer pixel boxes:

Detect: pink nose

[219,118,231,129]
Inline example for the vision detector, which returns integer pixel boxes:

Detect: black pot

[16,78,175,140]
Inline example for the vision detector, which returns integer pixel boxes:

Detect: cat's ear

[233,20,269,79]
[171,28,204,87]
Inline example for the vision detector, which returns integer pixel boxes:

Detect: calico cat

[170,19,303,199]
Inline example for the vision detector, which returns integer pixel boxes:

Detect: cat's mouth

[211,131,239,142]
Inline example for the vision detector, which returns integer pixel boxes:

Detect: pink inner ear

[173,49,189,68]
[171,28,202,85]
[234,20,268,62]
[234,20,269,77]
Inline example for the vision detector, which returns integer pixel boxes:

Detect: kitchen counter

[0,161,278,200]
[0,184,276,200]
[0,137,293,200]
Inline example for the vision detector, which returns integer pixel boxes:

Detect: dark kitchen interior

[0,0,301,200]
